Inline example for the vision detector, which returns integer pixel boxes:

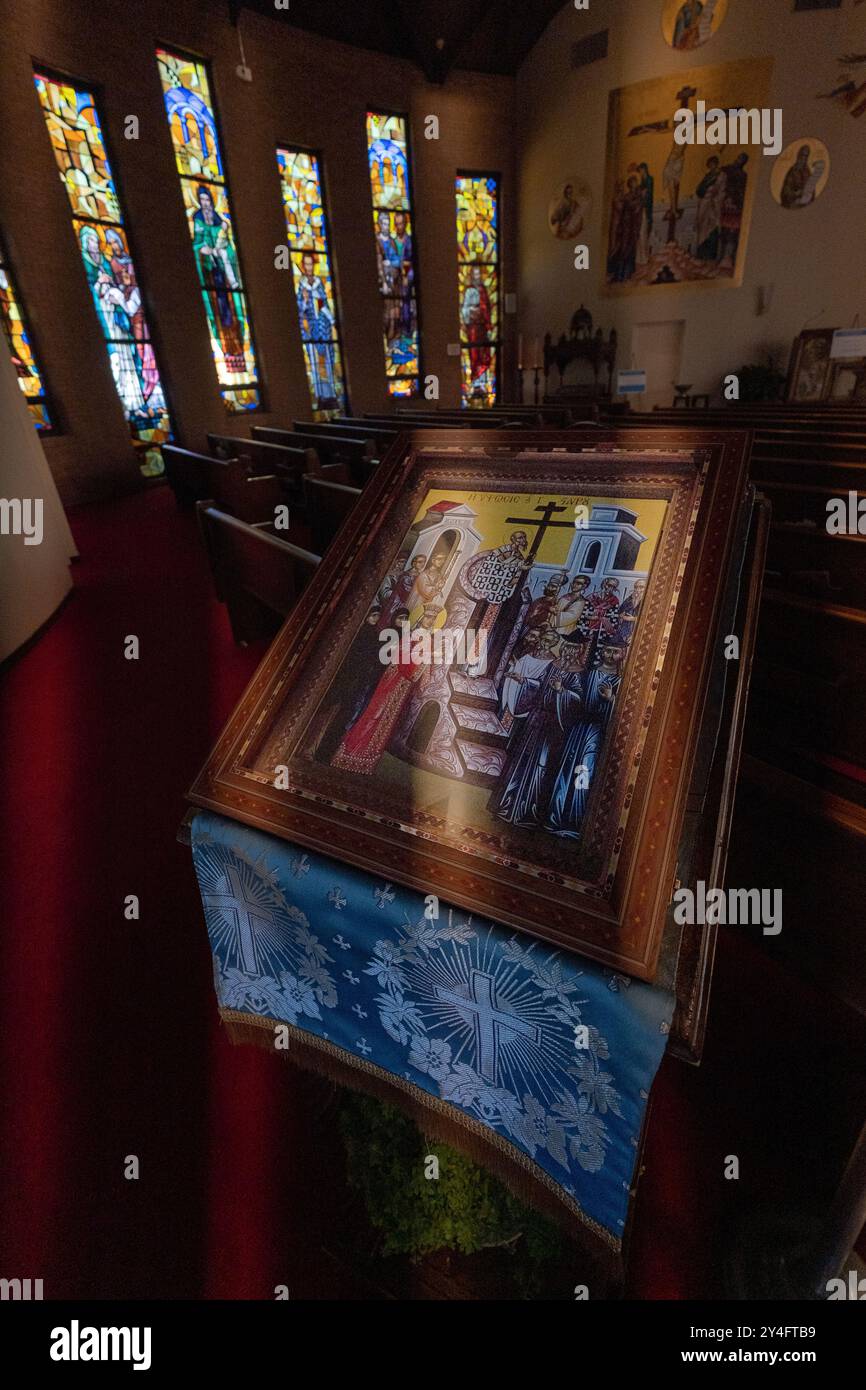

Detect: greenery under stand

[338,1093,570,1298]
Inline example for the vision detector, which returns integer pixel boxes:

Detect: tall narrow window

[456,173,499,408]
[365,112,420,397]
[276,147,347,419]
[0,237,53,432]
[156,47,261,413]
[33,72,171,473]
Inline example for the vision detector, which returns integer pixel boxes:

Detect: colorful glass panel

[0,240,52,431]
[156,48,260,413]
[276,147,347,418]
[366,112,420,396]
[33,72,171,471]
[456,173,499,408]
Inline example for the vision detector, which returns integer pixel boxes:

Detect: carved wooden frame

[188,429,751,980]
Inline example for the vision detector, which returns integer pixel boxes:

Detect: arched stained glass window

[156,47,261,414]
[365,111,420,397]
[33,71,171,474]
[456,173,499,408]
[276,147,347,419]
[0,236,53,432]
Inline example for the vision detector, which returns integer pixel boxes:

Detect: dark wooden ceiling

[232,0,566,82]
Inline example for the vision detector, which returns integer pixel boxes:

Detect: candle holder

[518,366,526,404]
[532,365,542,407]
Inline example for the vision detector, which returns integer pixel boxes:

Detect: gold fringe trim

[219,1007,625,1267]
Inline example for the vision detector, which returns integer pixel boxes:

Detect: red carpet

[0,486,863,1298]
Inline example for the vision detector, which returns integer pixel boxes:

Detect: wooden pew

[161,439,284,522]
[196,503,320,645]
[162,444,230,509]
[207,431,320,480]
[392,409,523,429]
[295,418,402,456]
[301,473,362,555]
[253,425,374,485]
[597,408,866,795]
[163,443,290,528]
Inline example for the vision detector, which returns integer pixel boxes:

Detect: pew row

[196,503,320,646]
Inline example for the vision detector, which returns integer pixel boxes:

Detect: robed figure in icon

[392,210,415,338]
[375,210,401,347]
[79,225,147,419]
[192,185,247,373]
[585,577,622,638]
[543,645,624,837]
[330,608,437,775]
[103,228,163,409]
[672,0,704,51]
[296,250,337,404]
[610,579,645,648]
[377,554,425,630]
[780,145,814,209]
[694,156,726,261]
[488,631,561,825]
[554,574,593,646]
[718,153,749,269]
[461,265,493,384]
[459,530,532,677]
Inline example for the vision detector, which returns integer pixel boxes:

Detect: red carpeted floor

[0,486,863,1299]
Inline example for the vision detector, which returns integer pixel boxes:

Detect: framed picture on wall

[827,359,866,402]
[188,429,751,982]
[786,328,835,402]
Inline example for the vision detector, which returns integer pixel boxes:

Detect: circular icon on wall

[548,178,592,241]
[771,139,831,209]
[664,0,733,51]
[661,0,729,52]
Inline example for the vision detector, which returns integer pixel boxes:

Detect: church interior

[2,0,866,1314]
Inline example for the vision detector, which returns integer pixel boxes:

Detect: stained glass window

[0,237,53,432]
[365,112,420,397]
[156,47,261,414]
[276,148,347,419]
[456,173,499,408]
[33,72,171,474]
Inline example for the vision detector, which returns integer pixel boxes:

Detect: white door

[628,320,686,411]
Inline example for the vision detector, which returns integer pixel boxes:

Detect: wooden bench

[196,502,321,645]
[163,444,286,519]
[253,426,374,485]
[301,473,362,555]
[162,444,230,509]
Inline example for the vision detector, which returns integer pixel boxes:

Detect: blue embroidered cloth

[191,809,673,1247]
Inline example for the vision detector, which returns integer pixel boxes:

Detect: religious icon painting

[770,139,831,209]
[548,178,592,241]
[189,428,751,981]
[785,328,836,402]
[661,0,729,52]
[602,59,772,293]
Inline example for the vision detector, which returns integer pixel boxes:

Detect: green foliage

[338,1093,565,1285]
